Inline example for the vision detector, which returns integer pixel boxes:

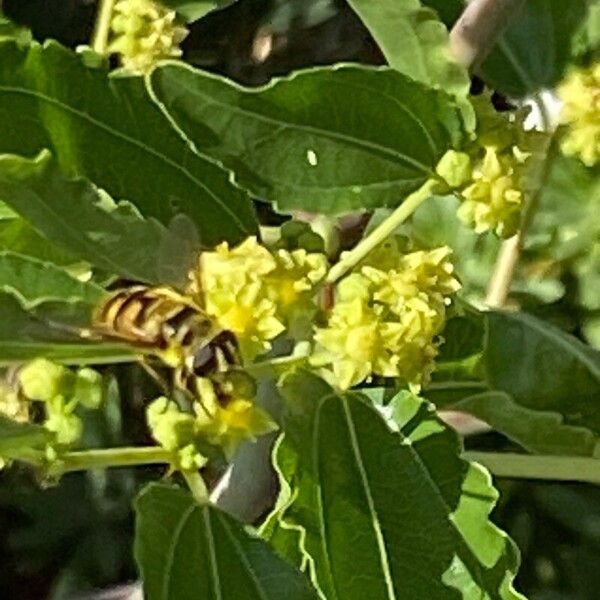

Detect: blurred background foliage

[0,0,598,598]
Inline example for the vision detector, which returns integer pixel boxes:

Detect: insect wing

[157,214,203,290]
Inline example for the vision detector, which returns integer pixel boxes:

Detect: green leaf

[0,12,31,45]
[0,414,51,456]
[0,151,174,283]
[0,201,16,220]
[0,251,103,311]
[273,371,523,599]
[134,483,319,600]
[484,311,600,432]
[346,0,471,101]
[427,310,600,456]
[423,0,591,97]
[530,156,600,259]
[0,293,134,366]
[148,63,468,214]
[0,218,78,264]
[161,0,235,22]
[0,40,257,245]
[449,391,600,457]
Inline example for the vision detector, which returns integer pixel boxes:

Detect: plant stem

[183,470,209,504]
[465,452,600,485]
[58,446,173,473]
[325,179,439,284]
[449,0,526,69]
[91,0,115,54]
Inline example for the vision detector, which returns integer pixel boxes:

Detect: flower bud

[72,368,103,410]
[19,359,71,402]
[435,150,472,189]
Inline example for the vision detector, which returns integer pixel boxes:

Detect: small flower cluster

[197,236,328,360]
[0,360,103,456]
[558,63,600,167]
[436,97,546,238]
[146,373,277,468]
[109,0,188,73]
[310,243,460,390]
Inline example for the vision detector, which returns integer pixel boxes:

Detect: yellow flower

[457,146,525,237]
[558,63,600,166]
[146,396,197,451]
[194,378,277,458]
[146,397,207,471]
[199,237,327,358]
[109,0,188,73]
[312,246,460,390]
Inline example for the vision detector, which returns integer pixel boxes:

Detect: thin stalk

[326,179,439,284]
[183,470,209,504]
[449,0,526,70]
[91,0,116,54]
[485,135,556,307]
[59,446,173,473]
[465,452,600,485]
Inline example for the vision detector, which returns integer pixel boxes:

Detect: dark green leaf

[346,0,472,102]
[148,63,468,213]
[0,414,51,455]
[450,391,600,456]
[0,151,174,283]
[427,310,600,455]
[0,40,257,245]
[484,311,600,432]
[272,371,523,599]
[423,0,591,97]
[134,483,319,600]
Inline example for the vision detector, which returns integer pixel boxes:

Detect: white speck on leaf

[306,150,318,166]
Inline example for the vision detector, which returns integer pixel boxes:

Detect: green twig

[183,470,209,504]
[91,0,115,54]
[58,446,173,473]
[326,179,439,284]
[465,452,600,485]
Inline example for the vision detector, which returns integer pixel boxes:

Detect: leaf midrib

[0,85,249,234]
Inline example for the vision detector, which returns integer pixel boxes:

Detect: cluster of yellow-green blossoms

[109,0,188,73]
[17,360,104,446]
[147,376,277,466]
[198,236,328,360]
[311,244,460,390]
[454,146,529,238]
[557,63,600,167]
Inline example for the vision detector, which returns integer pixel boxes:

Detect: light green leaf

[0,40,257,245]
[0,251,103,310]
[346,0,471,102]
[0,414,51,456]
[0,201,16,220]
[273,370,523,599]
[0,293,134,366]
[134,483,319,600]
[161,0,235,22]
[423,0,591,97]
[0,151,172,283]
[148,63,468,214]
